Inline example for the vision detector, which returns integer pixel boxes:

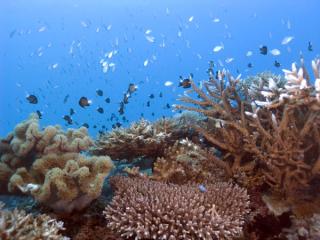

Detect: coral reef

[0,114,114,213]
[176,59,320,203]
[104,176,250,240]
[0,202,67,240]
[91,112,205,161]
[125,139,227,184]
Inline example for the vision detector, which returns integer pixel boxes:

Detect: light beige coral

[0,202,68,240]
[104,176,250,240]
[9,153,113,213]
[0,114,114,213]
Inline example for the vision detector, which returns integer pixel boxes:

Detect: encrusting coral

[175,59,320,206]
[0,114,114,213]
[104,176,250,240]
[0,202,68,240]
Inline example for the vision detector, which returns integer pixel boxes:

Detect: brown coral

[0,202,67,240]
[176,59,320,202]
[148,139,226,184]
[104,176,250,240]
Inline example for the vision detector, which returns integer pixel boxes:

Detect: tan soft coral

[104,176,250,240]
[0,202,68,240]
[9,153,113,213]
[0,114,114,213]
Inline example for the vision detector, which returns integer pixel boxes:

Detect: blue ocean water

[1,0,319,137]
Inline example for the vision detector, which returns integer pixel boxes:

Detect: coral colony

[1,58,320,239]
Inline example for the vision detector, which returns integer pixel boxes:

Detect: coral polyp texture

[0,114,114,213]
[91,112,205,161]
[0,202,68,240]
[104,176,250,240]
[176,59,320,204]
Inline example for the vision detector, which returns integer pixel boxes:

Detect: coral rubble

[104,176,250,240]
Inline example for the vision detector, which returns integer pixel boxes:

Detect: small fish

[145,29,152,34]
[188,16,194,22]
[36,110,42,119]
[259,45,268,55]
[97,107,104,114]
[118,102,125,115]
[145,35,155,43]
[247,63,253,68]
[246,51,253,57]
[198,184,207,193]
[70,108,75,115]
[52,63,59,69]
[38,26,47,32]
[308,41,313,51]
[63,115,73,125]
[274,60,281,68]
[179,76,192,88]
[270,49,281,56]
[96,89,103,96]
[82,123,89,128]
[225,57,234,63]
[143,59,149,67]
[164,81,174,87]
[78,96,91,108]
[166,103,170,109]
[149,94,155,99]
[63,94,69,104]
[105,97,111,103]
[151,112,155,116]
[159,92,163,98]
[93,125,97,129]
[213,18,220,23]
[26,94,38,104]
[281,36,294,45]
[146,101,150,107]
[128,83,138,94]
[213,43,224,52]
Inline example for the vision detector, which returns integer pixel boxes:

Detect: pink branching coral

[104,176,250,240]
[0,202,68,240]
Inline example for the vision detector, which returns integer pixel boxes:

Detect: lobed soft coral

[0,114,114,213]
[104,176,250,240]
[9,154,113,213]
[0,202,68,240]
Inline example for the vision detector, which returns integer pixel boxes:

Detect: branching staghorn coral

[0,114,114,213]
[0,202,68,240]
[104,176,250,240]
[176,59,320,201]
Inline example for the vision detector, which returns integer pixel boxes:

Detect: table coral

[0,202,68,240]
[104,176,250,240]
